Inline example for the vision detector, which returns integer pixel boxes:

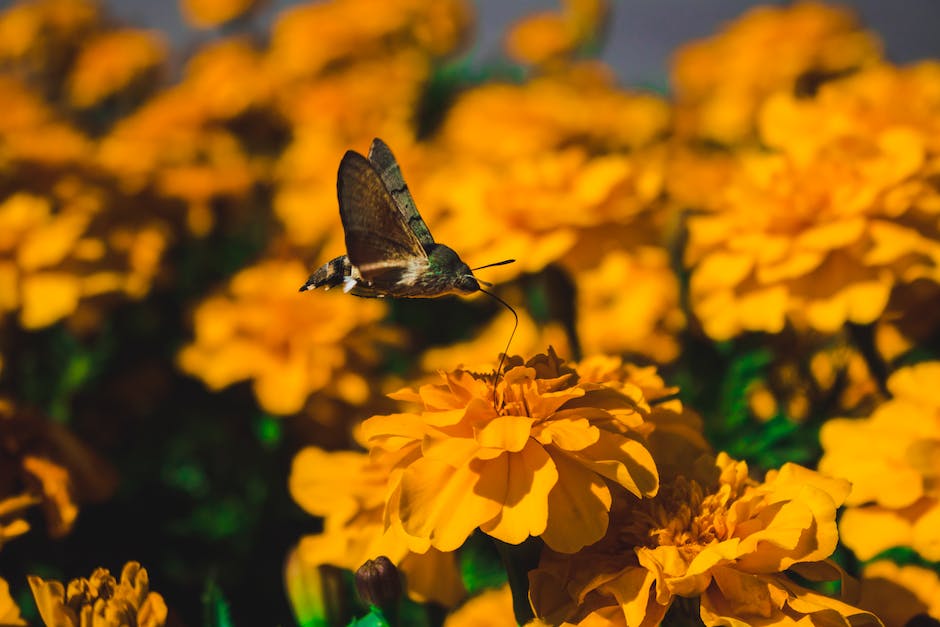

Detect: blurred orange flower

[180,0,260,28]
[0,75,89,166]
[819,361,940,561]
[684,61,940,340]
[505,0,607,67]
[859,561,940,627]
[28,562,167,627]
[0,578,25,626]
[361,349,659,554]
[529,452,876,626]
[68,29,166,108]
[289,446,465,606]
[178,259,392,415]
[0,192,168,330]
[420,70,670,283]
[672,1,881,144]
[443,585,515,627]
[569,247,684,363]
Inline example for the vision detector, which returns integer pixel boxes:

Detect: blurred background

[1,0,940,625]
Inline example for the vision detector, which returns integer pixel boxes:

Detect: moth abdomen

[299,255,352,292]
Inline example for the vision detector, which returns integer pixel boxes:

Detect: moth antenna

[477,278,494,288]
[478,287,518,411]
[471,259,515,272]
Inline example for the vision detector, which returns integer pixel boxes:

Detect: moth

[300,138,513,299]
[300,138,518,385]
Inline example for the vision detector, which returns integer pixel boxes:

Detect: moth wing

[368,138,435,245]
[337,150,427,284]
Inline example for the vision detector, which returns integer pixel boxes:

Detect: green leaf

[348,606,390,627]
[203,579,235,627]
[459,532,508,594]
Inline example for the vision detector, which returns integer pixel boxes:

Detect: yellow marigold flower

[1,399,117,540]
[68,29,166,108]
[178,259,390,415]
[28,562,167,627]
[0,578,25,626]
[671,1,881,144]
[0,493,36,550]
[0,0,99,66]
[567,247,684,363]
[505,0,607,67]
[289,446,465,605]
[0,76,89,166]
[859,561,940,627]
[180,0,260,28]
[183,38,273,119]
[819,361,940,561]
[361,349,659,554]
[528,452,877,626]
[419,72,669,281]
[268,0,470,81]
[443,585,515,627]
[0,192,167,329]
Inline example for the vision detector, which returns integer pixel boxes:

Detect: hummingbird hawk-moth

[299,138,513,298]
[299,138,519,389]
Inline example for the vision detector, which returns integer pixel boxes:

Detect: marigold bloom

[289,446,465,605]
[684,61,940,340]
[819,361,940,561]
[529,453,878,626]
[0,192,167,329]
[419,70,670,283]
[671,1,881,144]
[68,29,166,107]
[28,562,167,627]
[0,76,89,165]
[859,561,940,627]
[505,0,607,67]
[568,247,684,363]
[0,578,25,626]
[178,259,391,415]
[361,349,659,555]
[180,0,260,28]
[443,585,515,627]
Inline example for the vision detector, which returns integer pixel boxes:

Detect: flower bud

[354,556,401,608]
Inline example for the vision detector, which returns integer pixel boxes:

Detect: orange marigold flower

[0,76,89,166]
[0,494,36,550]
[179,0,260,28]
[819,361,940,561]
[859,561,940,627]
[671,1,881,144]
[1,399,117,540]
[0,191,168,330]
[28,562,167,627]
[567,247,684,363]
[268,0,470,81]
[0,578,25,626]
[529,452,878,626]
[419,71,670,282]
[443,585,515,627]
[361,349,659,554]
[505,0,607,67]
[68,29,166,108]
[178,259,391,415]
[0,0,99,69]
[684,63,940,340]
[289,446,465,606]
